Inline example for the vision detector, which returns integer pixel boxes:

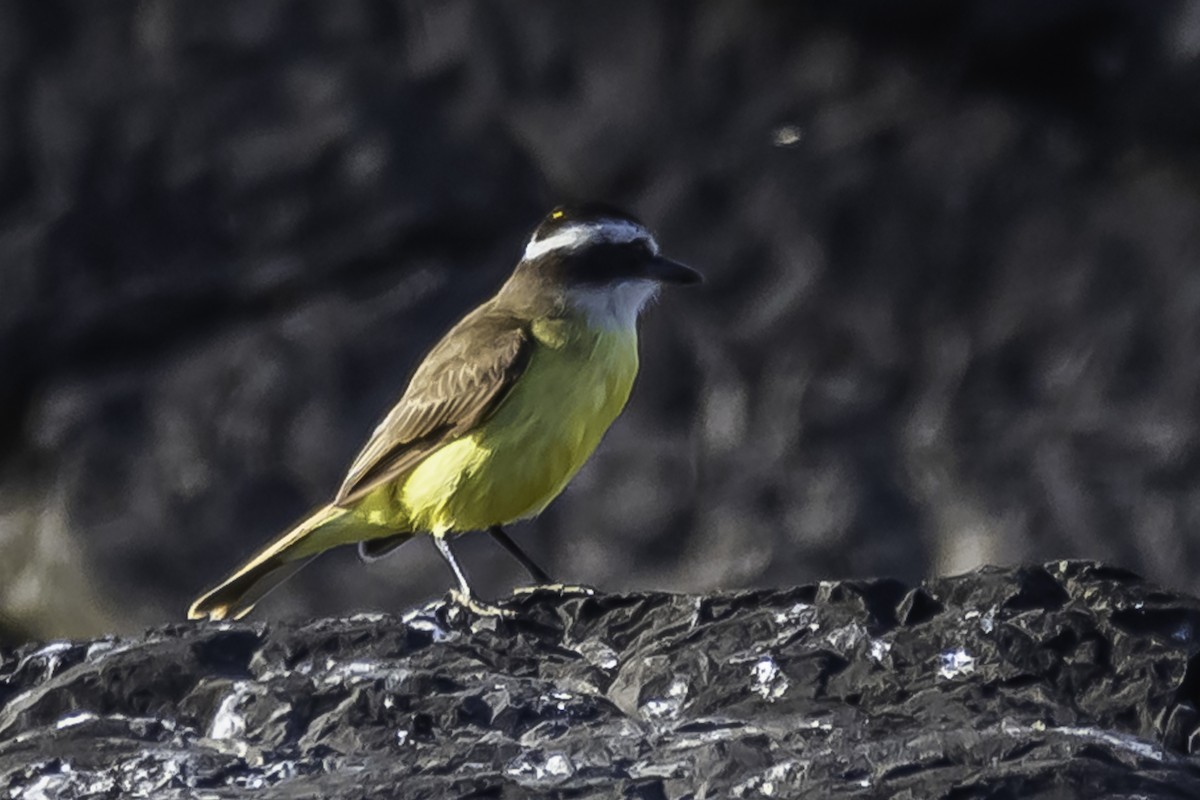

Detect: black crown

[532,202,643,241]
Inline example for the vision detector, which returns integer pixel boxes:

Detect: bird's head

[505,203,701,329]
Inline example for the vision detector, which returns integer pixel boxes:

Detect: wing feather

[334,307,532,507]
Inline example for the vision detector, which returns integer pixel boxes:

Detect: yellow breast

[386,318,639,534]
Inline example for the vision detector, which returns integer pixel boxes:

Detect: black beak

[646,255,703,285]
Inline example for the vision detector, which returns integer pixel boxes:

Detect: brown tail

[188,504,382,621]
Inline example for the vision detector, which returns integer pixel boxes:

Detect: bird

[187,202,701,621]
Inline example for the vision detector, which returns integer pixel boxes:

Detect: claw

[448,589,516,618]
[510,583,597,598]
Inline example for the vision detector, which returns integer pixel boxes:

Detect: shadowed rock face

[3,562,1200,798]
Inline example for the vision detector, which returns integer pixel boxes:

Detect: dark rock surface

[7,2,1200,640]
[4,561,1200,798]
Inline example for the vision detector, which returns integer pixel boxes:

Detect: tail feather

[190,558,316,622]
[188,504,361,621]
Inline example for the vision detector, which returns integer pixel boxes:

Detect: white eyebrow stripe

[523,220,659,261]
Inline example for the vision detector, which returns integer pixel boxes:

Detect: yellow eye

[551,209,564,220]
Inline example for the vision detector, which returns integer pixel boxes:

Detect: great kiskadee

[188,203,701,621]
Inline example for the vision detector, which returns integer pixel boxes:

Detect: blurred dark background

[5,1,1200,640]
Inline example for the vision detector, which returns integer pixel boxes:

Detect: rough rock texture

[4,562,1200,798]
[7,3,1200,639]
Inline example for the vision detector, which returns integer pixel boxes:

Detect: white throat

[566,280,659,331]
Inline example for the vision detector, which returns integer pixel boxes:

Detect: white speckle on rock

[54,711,96,730]
[751,655,789,702]
[210,684,251,740]
[573,639,620,671]
[642,677,690,719]
[937,648,976,679]
[505,749,576,787]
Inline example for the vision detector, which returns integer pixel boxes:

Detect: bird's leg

[487,525,554,584]
[432,534,511,617]
[486,527,591,598]
[434,534,472,595]
[488,526,595,599]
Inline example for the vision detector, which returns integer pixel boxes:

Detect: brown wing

[334,306,532,507]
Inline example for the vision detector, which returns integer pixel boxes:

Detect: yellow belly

[358,319,638,534]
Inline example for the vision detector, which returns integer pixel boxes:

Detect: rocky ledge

[3,562,1200,799]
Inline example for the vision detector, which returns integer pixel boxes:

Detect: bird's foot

[511,583,597,599]
[448,588,516,618]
